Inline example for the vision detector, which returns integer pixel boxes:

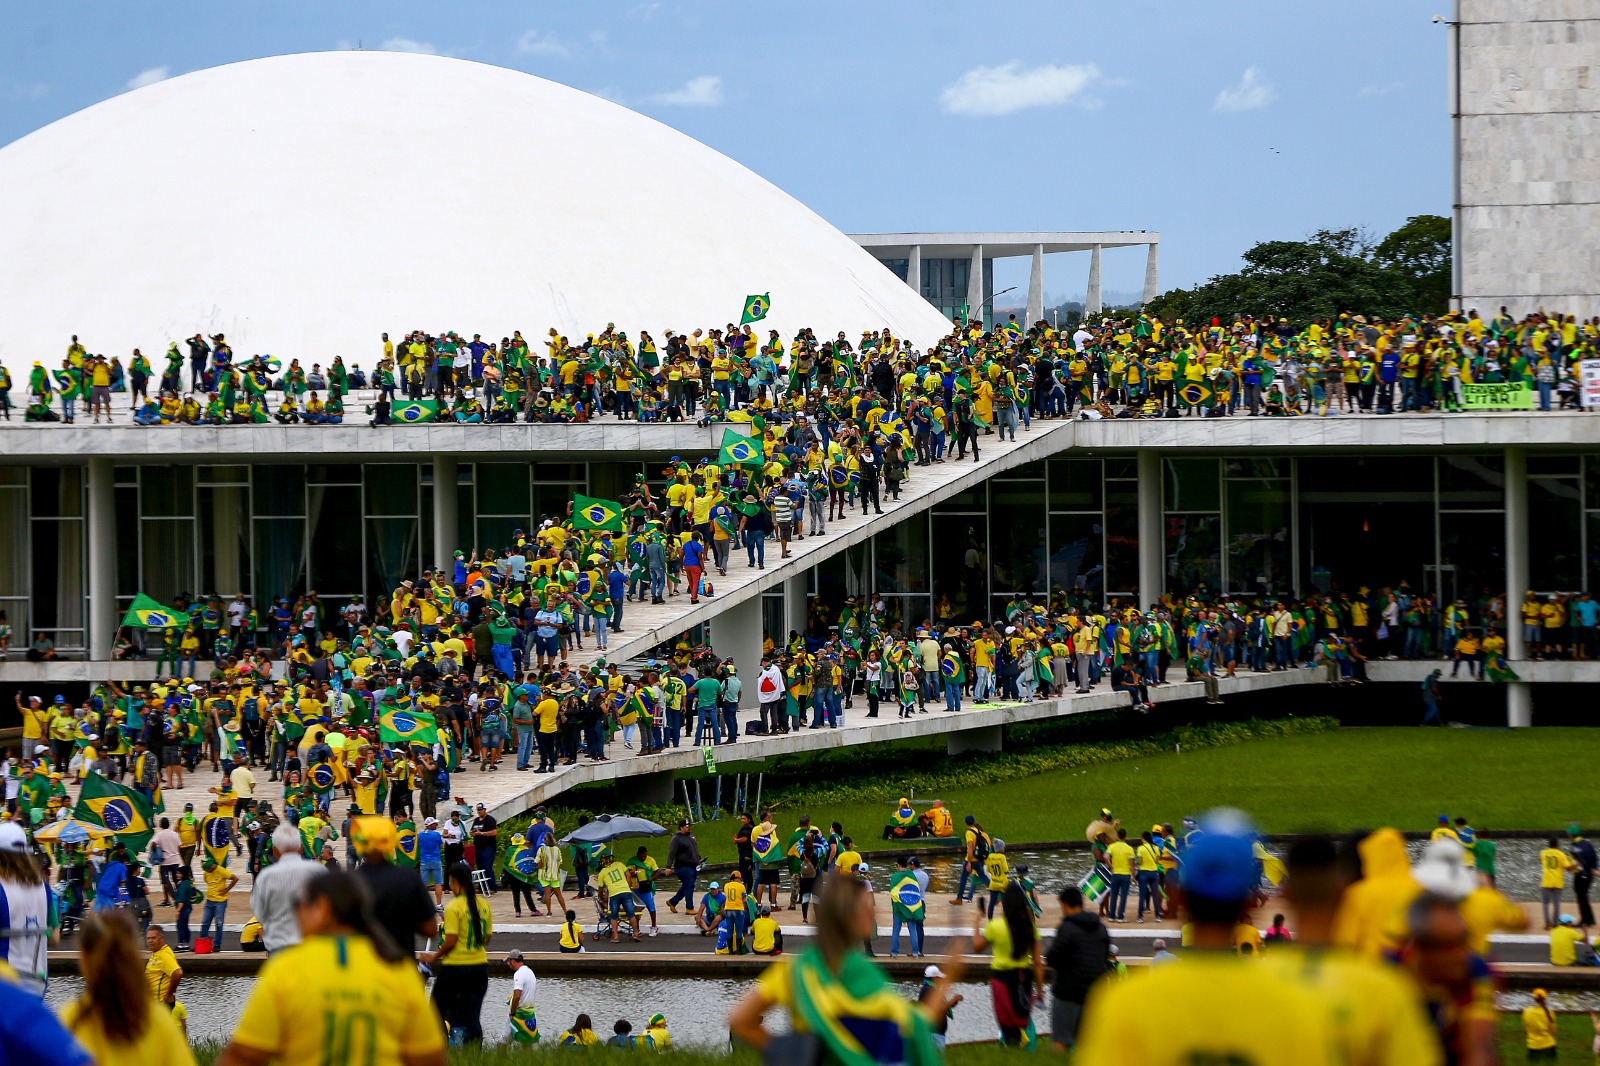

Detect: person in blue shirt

[1377,350,1400,413]
[608,562,628,634]
[681,534,707,604]
[0,968,92,1064]
[417,815,446,906]
[1573,592,1598,661]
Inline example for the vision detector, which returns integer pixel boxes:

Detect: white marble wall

[1457,0,1600,316]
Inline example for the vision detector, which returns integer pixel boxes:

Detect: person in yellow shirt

[1539,835,1578,929]
[1267,838,1444,1066]
[421,863,494,1044]
[597,855,641,943]
[1104,829,1136,922]
[218,869,446,1066]
[64,913,196,1066]
[1076,820,1337,1066]
[1335,828,1421,961]
[983,840,1010,918]
[1521,988,1558,1059]
[1548,915,1587,965]
[144,924,183,1004]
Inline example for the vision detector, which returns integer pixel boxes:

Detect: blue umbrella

[559,814,668,845]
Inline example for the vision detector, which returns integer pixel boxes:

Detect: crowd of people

[6,705,1600,1066]
[4,306,1596,426]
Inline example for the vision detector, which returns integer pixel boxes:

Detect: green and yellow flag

[740,293,771,325]
[572,494,624,533]
[392,399,438,424]
[120,593,189,629]
[378,706,438,745]
[718,431,765,468]
[395,819,419,868]
[201,811,234,868]
[73,773,155,852]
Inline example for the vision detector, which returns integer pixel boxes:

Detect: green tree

[1145,216,1452,329]
[1374,214,1451,314]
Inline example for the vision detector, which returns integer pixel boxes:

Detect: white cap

[187,684,203,693]
[0,823,28,854]
[923,964,945,979]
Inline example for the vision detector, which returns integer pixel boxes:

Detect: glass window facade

[7,451,1600,652]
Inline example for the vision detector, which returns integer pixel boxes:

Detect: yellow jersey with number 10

[232,934,444,1065]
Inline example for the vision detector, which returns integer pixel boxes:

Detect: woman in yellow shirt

[421,861,494,1045]
[218,869,444,1066]
[63,911,197,1066]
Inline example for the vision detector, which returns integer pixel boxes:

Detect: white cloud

[1359,81,1406,97]
[649,74,723,107]
[379,37,438,55]
[125,66,170,91]
[939,61,1103,117]
[1213,66,1274,112]
[516,29,569,57]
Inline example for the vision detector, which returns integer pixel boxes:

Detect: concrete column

[1085,245,1103,316]
[1137,450,1162,608]
[712,594,766,706]
[906,246,922,297]
[1504,445,1532,727]
[433,455,459,574]
[782,574,808,643]
[966,245,984,327]
[947,724,1003,755]
[87,457,116,661]
[1025,244,1045,325]
[1142,243,1161,307]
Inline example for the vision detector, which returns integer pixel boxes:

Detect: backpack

[970,828,991,864]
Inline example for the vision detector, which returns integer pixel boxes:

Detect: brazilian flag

[392,399,438,424]
[510,1007,540,1045]
[308,761,338,796]
[827,465,850,489]
[889,871,926,920]
[121,593,190,629]
[740,293,771,325]
[201,812,234,868]
[395,819,419,868]
[378,706,437,745]
[718,431,764,468]
[572,494,624,533]
[753,825,782,864]
[505,835,538,884]
[74,773,155,852]
[940,651,965,684]
[1177,380,1214,408]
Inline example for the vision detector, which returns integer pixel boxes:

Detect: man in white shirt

[149,818,183,906]
[252,823,324,953]
[756,658,786,735]
[506,949,537,1039]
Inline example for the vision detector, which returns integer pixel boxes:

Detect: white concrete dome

[0,51,950,366]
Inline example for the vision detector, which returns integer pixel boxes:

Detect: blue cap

[1179,811,1259,902]
[53,695,65,704]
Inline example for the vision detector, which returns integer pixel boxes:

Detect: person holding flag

[890,855,928,958]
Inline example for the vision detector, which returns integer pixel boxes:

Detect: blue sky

[0,1,1449,302]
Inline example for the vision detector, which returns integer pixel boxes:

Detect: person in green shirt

[691,674,723,745]
[1473,828,1498,885]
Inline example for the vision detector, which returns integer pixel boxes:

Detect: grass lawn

[654,727,1594,865]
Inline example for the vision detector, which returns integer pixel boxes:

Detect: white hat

[0,823,28,854]
[923,964,945,979]
[34,744,48,755]
[187,684,203,693]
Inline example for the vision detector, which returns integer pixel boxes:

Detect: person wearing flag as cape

[890,855,928,958]
[730,872,944,1066]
